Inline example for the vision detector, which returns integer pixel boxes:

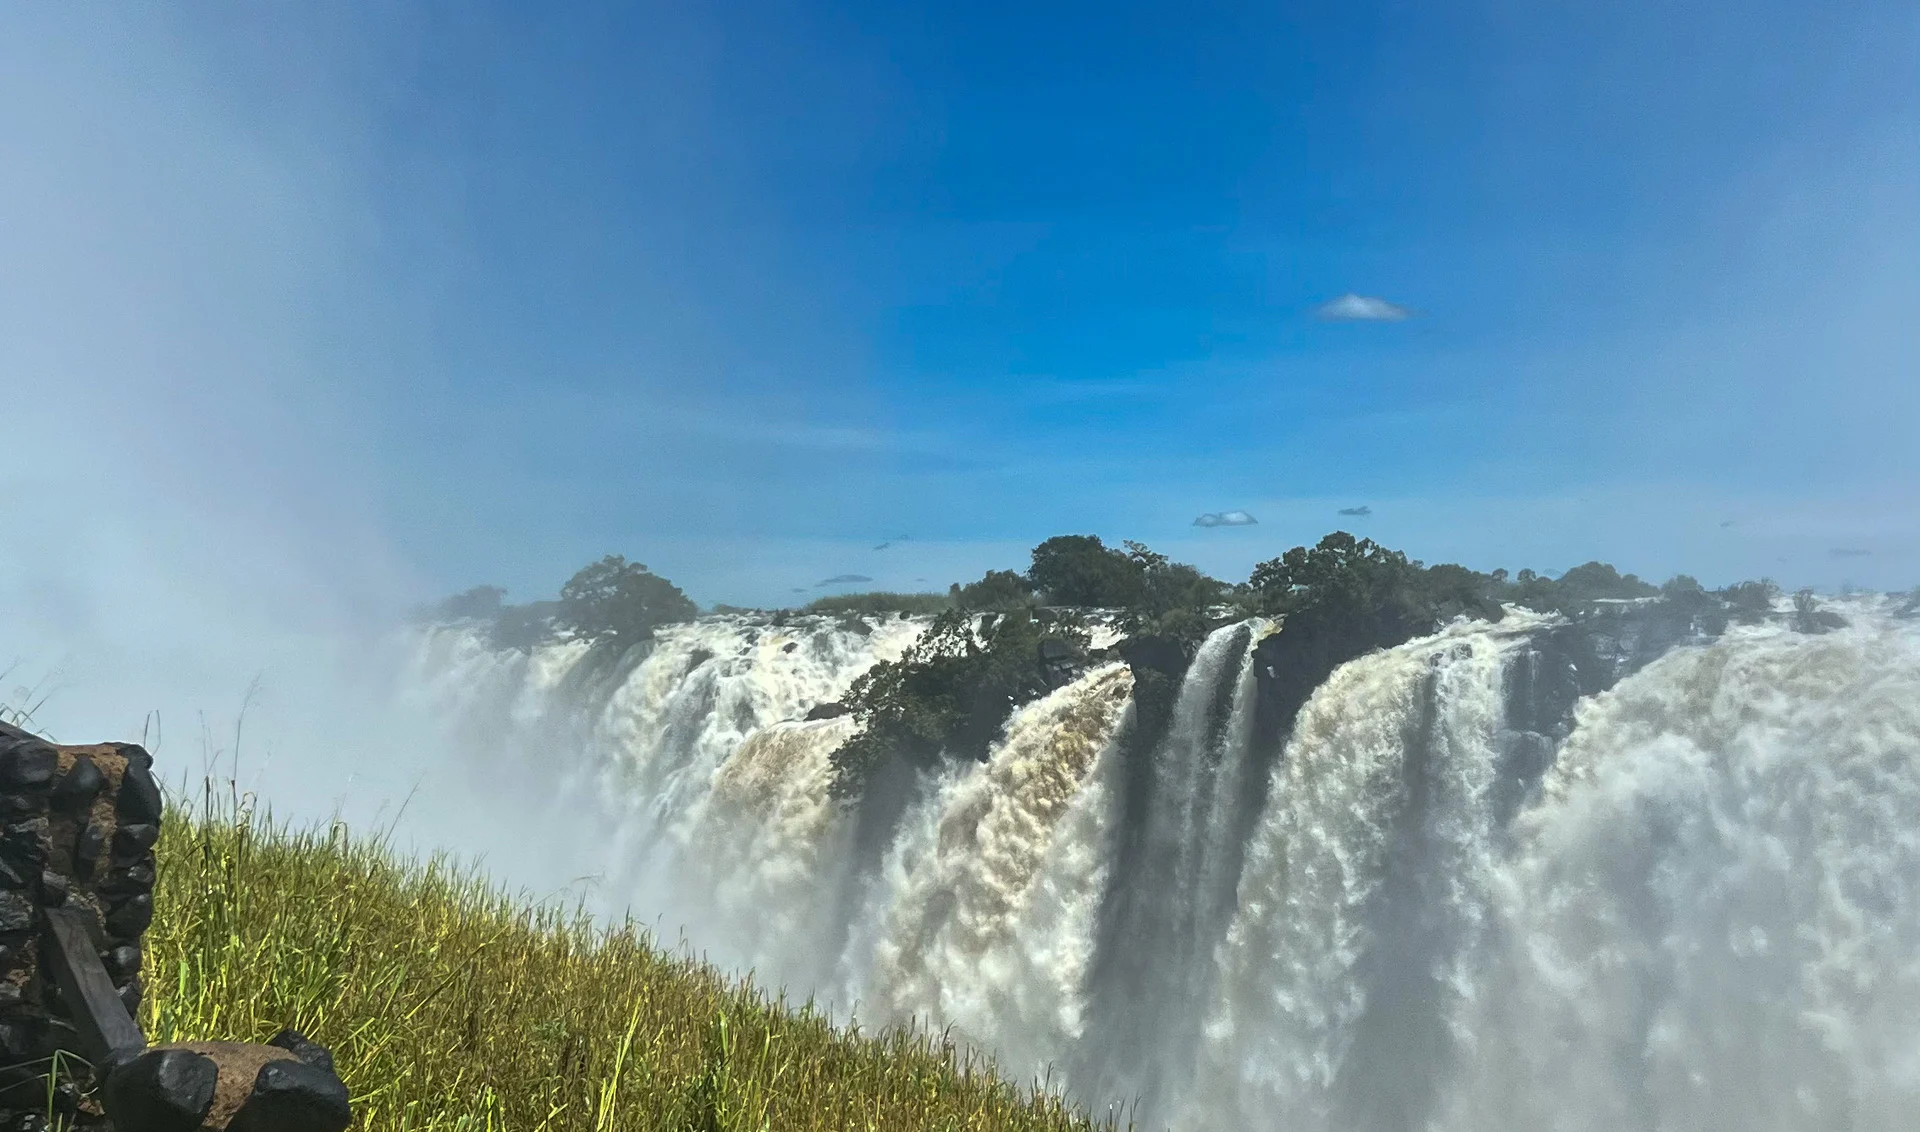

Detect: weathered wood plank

[42,906,147,1064]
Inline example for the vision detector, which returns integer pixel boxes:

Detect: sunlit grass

[142,789,1124,1132]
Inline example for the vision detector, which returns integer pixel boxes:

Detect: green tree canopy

[1119,541,1226,643]
[1027,535,1144,607]
[1249,532,1429,617]
[556,555,698,645]
[950,569,1035,612]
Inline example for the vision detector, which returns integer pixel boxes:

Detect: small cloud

[816,574,874,587]
[1194,510,1258,528]
[873,541,892,551]
[1314,293,1413,322]
[1829,548,1873,558]
[790,587,808,594]
[1337,505,1372,517]
[1720,520,1737,528]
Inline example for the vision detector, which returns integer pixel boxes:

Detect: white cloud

[1194,510,1259,527]
[1314,293,1414,321]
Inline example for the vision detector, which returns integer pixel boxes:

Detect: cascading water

[854,663,1134,1078]
[1076,619,1272,1115]
[1189,612,1548,1132]
[1436,609,1920,1132]
[393,599,1920,1132]
[393,612,921,964]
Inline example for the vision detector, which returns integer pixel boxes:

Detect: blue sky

[3,0,1917,678]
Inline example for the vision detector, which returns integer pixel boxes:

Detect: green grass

[800,592,954,617]
[143,793,1123,1132]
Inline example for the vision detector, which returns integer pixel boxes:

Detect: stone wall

[0,721,159,1130]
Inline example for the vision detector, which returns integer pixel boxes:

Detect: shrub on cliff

[556,555,699,647]
[828,608,1089,799]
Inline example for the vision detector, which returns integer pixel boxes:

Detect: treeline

[420,534,1860,802]
[815,533,1875,801]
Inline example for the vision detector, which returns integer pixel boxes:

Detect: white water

[1191,613,1548,1131]
[394,613,921,950]
[396,604,1920,1132]
[1438,612,1920,1132]
[855,663,1133,1076]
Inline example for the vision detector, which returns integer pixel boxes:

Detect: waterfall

[392,613,921,964]
[1190,612,1546,1132]
[1437,610,1920,1132]
[1076,619,1271,1117]
[854,663,1134,1079]
[393,600,1920,1132]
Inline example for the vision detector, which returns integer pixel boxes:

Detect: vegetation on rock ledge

[827,607,1090,800]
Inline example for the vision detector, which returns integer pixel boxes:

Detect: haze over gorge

[388,539,1920,1132]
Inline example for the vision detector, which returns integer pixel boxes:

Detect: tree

[556,555,697,645]
[1791,588,1847,634]
[1249,531,1428,619]
[950,569,1034,612]
[1027,535,1145,607]
[1719,579,1779,625]
[1119,541,1226,644]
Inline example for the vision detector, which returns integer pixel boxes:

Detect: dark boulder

[227,1057,353,1132]
[103,1047,220,1132]
[116,761,164,824]
[268,1028,337,1075]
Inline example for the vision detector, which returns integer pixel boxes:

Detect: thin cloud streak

[1314,293,1415,321]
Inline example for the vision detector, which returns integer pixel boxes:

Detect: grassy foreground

[142,796,1123,1132]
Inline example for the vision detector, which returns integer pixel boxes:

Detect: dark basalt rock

[101,861,155,896]
[2,818,48,856]
[105,893,154,938]
[74,821,108,879]
[104,944,141,979]
[804,702,851,721]
[1118,634,1189,682]
[103,1047,219,1132]
[0,892,33,934]
[112,743,154,771]
[227,1058,353,1132]
[116,761,163,825]
[113,824,160,856]
[268,1028,337,1075]
[0,746,55,792]
[0,1017,48,1062]
[51,758,103,810]
[117,976,142,1017]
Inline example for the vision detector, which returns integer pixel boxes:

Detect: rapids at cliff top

[397,598,1920,1132]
